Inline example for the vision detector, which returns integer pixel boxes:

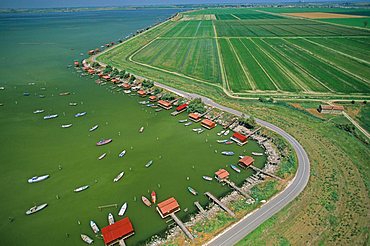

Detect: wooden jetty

[246,127,261,138]
[204,192,235,217]
[194,201,207,216]
[223,117,237,129]
[98,204,117,211]
[249,165,282,180]
[223,179,252,199]
[170,213,194,240]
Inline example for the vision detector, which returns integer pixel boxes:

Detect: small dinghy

[74,185,89,192]
[75,112,87,117]
[222,151,235,156]
[98,153,107,160]
[108,213,115,225]
[223,130,230,136]
[69,102,78,106]
[43,114,58,120]
[96,139,112,146]
[26,203,48,215]
[217,139,228,143]
[28,175,49,183]
[90,220,99,234]
[231,164,241,173]
[145,160,153,168]
[179,119,187,123]
[252,152,263,156]
[89,124,98,132]
[61,124,72,128]
[33,109,44,114]
[81,234,93,245]
[118,150,126,157]
[113,171,124,182]
[192,128,202,132]
[118,202,127,216]
[151,191,157,204]
[184,122,192,126]
[187,186,198,196]
[139,126,144,133]
[202,176,213,181]
[142,196,152,207]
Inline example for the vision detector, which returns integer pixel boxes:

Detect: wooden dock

[194,201,207,216]
[170,213,194,240]
[249,165,282,180]
[171,108,186,116]
[246,127,261,137]
[223,117,237,129]
[204,192,235,217]
[98,204,117,211]
[223,179,252,199]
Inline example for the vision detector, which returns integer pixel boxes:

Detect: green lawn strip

[286,38,370,84]
[230,38,277,91]
[218,38,251,92]
[274,38,369,93]
[320,17,370,28]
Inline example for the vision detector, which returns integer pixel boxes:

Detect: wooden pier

[246,127,261,138]
[170,213,194,240]
[98,204,117,211]
[204,192,235,217]
[223,117,237,129]
[249,165,282,180]
[223,179,252,199]
[194,201,207,216]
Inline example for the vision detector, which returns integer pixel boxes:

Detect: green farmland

[98,7,370,99]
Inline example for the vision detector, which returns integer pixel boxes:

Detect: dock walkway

[223,179,252,199]
[170,213,194,240]
[194,201,207,216]
[250,165,282,180]
[205,192,235,217]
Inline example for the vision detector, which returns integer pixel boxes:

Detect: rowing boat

[142,196,151,207]
[96,139,112,146]
[119,150,126,157]
[118,202,127,216]
[90,220,99,234]
[89,124,98,132]
[98,153,107,160]
[61,124,72,128]
[202,176,213,181]
[81,234,93,245]
[145,160,153,168]
[74,185,89,192]
[113,171,124,182]
[187,186,198,195]
[231,164,241,173]
[26,203,48,215]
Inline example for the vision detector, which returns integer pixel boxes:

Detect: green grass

[162,20,214,37]
[321,18,370,28]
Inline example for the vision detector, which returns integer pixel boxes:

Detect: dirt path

[342,112,370,139]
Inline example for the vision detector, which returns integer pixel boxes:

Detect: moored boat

[59,92,70,96]
[217,139,228,143]
[108,213,114,225]
[113,171,124,182]
[187,186,198,195]
[43,114,58,120]
[123,90,131,94]
[139,126,144,133]
[225,141,233,145]
[217,130,225,136]
[89,124,98,132]
[25,203,48,215]
[90,220,100,234]
[192,128,202,132]
[98,153,107,160]
[28,175,49,183]
[96,139,112,146]
[74,185,89,192]
[222,151,235,156]
[33,109,44,114]
[252,152,263,156]
[151,191,156,204]
[145,160,153,168]
[231,164,241,173]
[184,122,192,126]
[23,92,30,96]
[202,176,213,181]
[75,112,87,117]
[155,108,162,112]
[118,202,127,216]
[69,102,78,106]
[223,130,230,136]
[197,129,204,134]
[142,196,152,207]
[119,150,126,157]
[179,119,187,123]
[81,234,93,245]
[61,124,72,128]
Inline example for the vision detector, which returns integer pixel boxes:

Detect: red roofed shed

[189,112,201,122]
[176,103,188,112]
[102,217,135,246]
[158,100,172,110]
[239,156,254,168]
[137,90,146,97]
[231,132,248,146]
[149,95,157,102]
[201,119,216,129]
[157,197,180,218]
[215,169,229,181]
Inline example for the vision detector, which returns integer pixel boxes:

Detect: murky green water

[0,10,266,245]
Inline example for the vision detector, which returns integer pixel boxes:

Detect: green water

[0,10,266,245]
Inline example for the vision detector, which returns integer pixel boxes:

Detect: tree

[142,80,154,88]
[92,62,99,68]
[111,68,119,76]
[187,98,206,114]
[153,88,162,95]
[161,93,175,101]
[118,70,126,78]
[103,65,113,74]
[124,73,130,79]
[351,100,355,104]
[129,75,136,83]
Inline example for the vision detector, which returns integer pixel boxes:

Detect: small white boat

[61,124,72,128]
[145,160,153,168]
[184,122,192,126]
[252,152,263,156]
[118,202,127,216]
[119,150,126,157]
[81,234,93,245]
[139,101,149,104]
[217,139,228,143]
[217,130,225,136]
[69,102,78,106]
[43,114,58,120]
[123,90,131,94]
[90,220,100,234]
[113,171,124,182]
[74,185,89,192]
[223,130,230,136]
[26,203,48,215]
[98,153,107,160]
[203,176,212,181]
[222,151,234,156]
[75,112,87,117]
[179,119,187,123]
[33,109,44,114]
[197,129,204,134]
[239,155,245,159]
[139,126,144,133]
[192,128,202,132]
[28,175,49,183]
[89,124,98,132]
[108,213,115,225]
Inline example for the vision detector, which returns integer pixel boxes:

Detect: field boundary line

[227,38,256,90]
[251,39,311,92]
[239,38,280,91]
[342,112,370,139]
[194,20,202,37]
[172,21,191,37]
[231,14,241,20]
[213,20,230,91]
[259,39,334,93]
[302,38,370,66]
[284,39,370,87]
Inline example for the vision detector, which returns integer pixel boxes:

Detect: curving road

[152,82,310,246]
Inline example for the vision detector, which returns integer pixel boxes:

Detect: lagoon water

[0,9,266,245]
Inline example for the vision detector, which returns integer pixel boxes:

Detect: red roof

[122,83,131,89]
[102,217,134,245]
[102,75,110,80]
[215,169,229,179]
[189,113,201,120]
[158,100,171,107]
[176,103,188,111]
[149,95,157,101]
[201,119,216,128]
[137,90,146,95]
[239,156,254,167]
[232,132,247,143]
[157,197,180,215]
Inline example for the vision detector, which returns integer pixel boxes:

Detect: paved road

[154,82,310,246]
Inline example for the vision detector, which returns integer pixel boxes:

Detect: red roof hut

[149,95,157,102]
[158,100,172,110]
[156,197,180,218]
[176,103,188,112]
[231,132,248,146]
[188,112,201,122]
[201,119,216,129]
[101,217,135,246]
[239,156,254,168]
[215,169,229,181]
[74,61,79,67]
[137,90,146,97]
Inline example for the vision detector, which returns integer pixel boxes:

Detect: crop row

[162,20,214,37]
[133,38,222,84]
